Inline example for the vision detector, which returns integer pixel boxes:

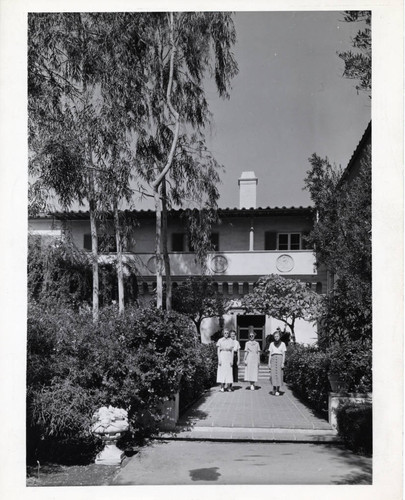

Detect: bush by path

[284,340,372,414]
[336,402,372,455]
[283,344,330,413]
[27,302,217,464]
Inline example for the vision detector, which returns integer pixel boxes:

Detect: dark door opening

[237,315,266,350]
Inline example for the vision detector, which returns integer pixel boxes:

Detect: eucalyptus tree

[338,11,371,96]
[28,13,148,319]
[135,12,238,309]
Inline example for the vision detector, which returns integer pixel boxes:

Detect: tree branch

[152,12,180,190]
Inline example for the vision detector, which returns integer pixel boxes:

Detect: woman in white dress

[268,330,287,396]
[244,332,261,391]
[216,330,234,392]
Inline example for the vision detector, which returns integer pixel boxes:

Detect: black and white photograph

[0,1,403,499]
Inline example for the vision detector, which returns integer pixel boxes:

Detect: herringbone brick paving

[156,365,338,442]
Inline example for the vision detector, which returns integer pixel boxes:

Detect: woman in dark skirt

[230,330,241,389]
[268,329,287,396]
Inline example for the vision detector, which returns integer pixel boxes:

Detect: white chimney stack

[238,171,258,209]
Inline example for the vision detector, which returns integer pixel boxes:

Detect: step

[154,427,341,443]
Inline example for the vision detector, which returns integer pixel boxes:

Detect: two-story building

[29,171,325,345]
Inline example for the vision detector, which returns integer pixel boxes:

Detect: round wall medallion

[210,255,228,273]
[147,256,157,273]
[276,254,294,272]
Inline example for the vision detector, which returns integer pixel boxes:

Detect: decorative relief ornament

[147,256,157,273]
[210,254,228,273]
[276,254,294,272]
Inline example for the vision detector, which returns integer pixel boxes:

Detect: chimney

[238,171,258,209]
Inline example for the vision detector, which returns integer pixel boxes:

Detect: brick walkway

[158,366,338,443]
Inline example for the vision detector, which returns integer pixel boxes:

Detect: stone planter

[95,430,126,465]
[91,406,129,465]
[328,392,372,431]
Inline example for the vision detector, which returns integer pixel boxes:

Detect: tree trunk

[162,179,172,312]
[151,13,180,310]
[154,187,163,309]
[89,194,99,323]
[114,200,125,315]
[290,317,296,344]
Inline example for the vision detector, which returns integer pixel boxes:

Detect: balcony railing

[106,250,317,277]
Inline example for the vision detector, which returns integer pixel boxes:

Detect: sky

[29,10,371,213]
[201,11,371,209]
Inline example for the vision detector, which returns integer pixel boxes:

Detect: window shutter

[172,233,185,251]
[210,233,219,251]
[83,234,92,251]
[264,231,277,250]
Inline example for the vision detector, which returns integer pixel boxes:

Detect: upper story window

[278,233,301,250]
[264,231,303,250]
[171,233,185,251]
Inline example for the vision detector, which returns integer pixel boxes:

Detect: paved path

[113,373,372,485]
[159,373,337,442]
[113,441,372,485]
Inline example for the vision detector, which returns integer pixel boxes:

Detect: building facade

[29,171,325,346]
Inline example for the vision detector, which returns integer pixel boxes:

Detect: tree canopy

[28,12,239,315]
[172,276,226,336]
[241,274,323,343]
[338,11,371,95]
[304,146,371,344]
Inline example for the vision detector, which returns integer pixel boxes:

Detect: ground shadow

[309,444,372,484]
[244,385,262,390]
[189,467,221,482]
[284,384,329,420]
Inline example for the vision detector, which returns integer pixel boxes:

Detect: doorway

[237,315,266,350]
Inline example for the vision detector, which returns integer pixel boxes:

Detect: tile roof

[31,206,314,220]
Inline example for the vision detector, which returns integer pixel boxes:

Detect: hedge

[283,344,330,413]
[336,402,372,455]
[284,340,372,415]
[27,302,217,464]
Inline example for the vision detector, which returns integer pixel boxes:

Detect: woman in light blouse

[268,329,287,396]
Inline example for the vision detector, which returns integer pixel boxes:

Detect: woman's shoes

[250,385,255,391]
[220,387,224,392]
[275,391,280,396]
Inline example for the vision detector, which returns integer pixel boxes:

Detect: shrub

[27,303,201,464]
[325,339,372,393]
[283,338,372,415]
[179,342,217,412]
[336,402,372,455]
[283,344,330,413]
